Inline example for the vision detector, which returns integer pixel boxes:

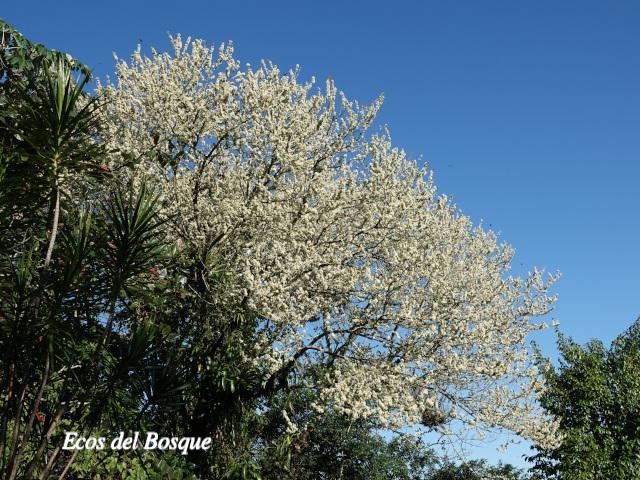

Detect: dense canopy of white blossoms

[97,36,560,448]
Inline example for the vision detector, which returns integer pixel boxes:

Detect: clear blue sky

[5,0,639,468]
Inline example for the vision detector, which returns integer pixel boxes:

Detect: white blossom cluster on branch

[97,35,560,448]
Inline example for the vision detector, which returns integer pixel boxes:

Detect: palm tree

[0,36,107,479]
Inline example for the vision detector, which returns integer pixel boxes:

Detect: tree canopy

[0,21,560,478]
[530,319,640,479]
[97,34,560,446]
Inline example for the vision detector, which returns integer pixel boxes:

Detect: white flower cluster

[97,35,560,448]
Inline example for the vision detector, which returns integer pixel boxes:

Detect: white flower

[97,35,561,450]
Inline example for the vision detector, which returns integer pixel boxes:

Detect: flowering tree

[98,36,560,449]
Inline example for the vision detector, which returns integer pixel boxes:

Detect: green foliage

[530,320,640,479]
[71,449,199,480]
[253,388,530,480]
[0,21,183,478]
[0,18,89,85]
[1,19,102,215]
[101,183,168,288]
[431,459,528,480]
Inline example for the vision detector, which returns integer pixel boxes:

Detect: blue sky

[5,0,639,468]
